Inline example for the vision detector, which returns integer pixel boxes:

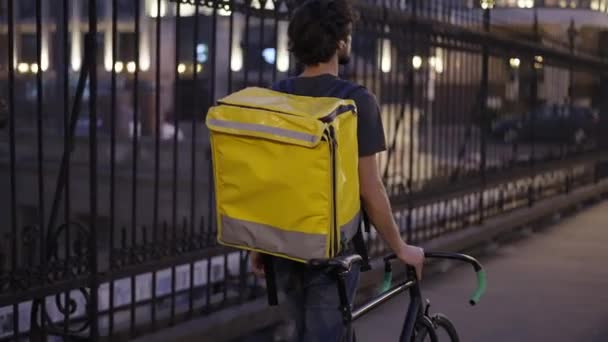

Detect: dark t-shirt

[274,74,387,157]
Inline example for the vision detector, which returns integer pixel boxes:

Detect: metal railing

[0,0,607,340]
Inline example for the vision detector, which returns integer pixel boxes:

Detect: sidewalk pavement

[354,200,608,342]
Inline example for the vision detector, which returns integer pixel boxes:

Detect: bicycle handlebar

[383,251,487,306]
[309,251,487,306]
[469,269,487,306]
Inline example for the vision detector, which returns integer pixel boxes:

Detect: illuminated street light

[509,58,521,69]
[17,63,29,73]
[114,61,124,73]
[127,61,137,74]
[412,56,422,70]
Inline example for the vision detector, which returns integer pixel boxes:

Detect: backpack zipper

[218,101,356,123]
[320,104,357,123]
[327,125,339,256]
[216,102,298,117]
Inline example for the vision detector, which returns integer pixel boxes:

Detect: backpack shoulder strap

[272,78,295,94]
[333,80,372,272]
[333,81,366,99]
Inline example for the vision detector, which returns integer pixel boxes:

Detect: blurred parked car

[490,104,600,144]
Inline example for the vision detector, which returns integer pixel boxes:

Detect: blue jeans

[274,252,361,342]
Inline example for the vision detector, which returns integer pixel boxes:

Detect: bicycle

[309,251,487,341]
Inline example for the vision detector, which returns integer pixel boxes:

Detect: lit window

[481,0,495,8]
[196,44,208,64]
[146,0,167,18]
[177,2,197,16]
[262,48,276,65]
[250,0,274,10]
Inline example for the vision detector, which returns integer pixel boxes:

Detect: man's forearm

[361,181,408,256]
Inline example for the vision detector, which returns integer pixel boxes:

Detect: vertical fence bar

[62,0,72,334]
[391,28,401,195]
[7,0,19,338]
[272,1,279,84]
[423,42,431,190]
[378,23,388,191]
[406,0,417,243]
[440,41,449,181]
[430,40,437,190]
[130,0,141,336]
[479,6,490,224]
[236,0,253,306]
[419,40,429,239]
[223,0,236,304]
[529,54,538,207]
[258,2,265,86]
[388,26,396,195]
[109,0,118,335]
[397,28,406,197]
[435,38,444,178]
[151,0,162,330]
[211,0,222,306]
[34,0,48,334]
[446,11,455,182]
[34,1,47,332]
[188,0,201,318]
[243,0,251,87]
[171,1,181,326]
[453,48,462,182]
[397,29,407,195]
[88,0,100,338]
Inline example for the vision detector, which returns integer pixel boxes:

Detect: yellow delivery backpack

[206,81,365,263]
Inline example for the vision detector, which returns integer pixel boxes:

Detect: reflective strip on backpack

[220,215,327,260]
[207,118,319,144]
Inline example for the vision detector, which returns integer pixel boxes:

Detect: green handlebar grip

[379,271,393,293]
[469,270,487,306]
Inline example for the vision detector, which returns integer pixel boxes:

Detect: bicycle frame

[328,251,486,342]
[335,266,422,342]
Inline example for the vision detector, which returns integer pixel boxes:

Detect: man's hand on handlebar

[396,244,425,281]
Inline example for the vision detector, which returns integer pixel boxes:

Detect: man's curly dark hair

[288,0,358,66]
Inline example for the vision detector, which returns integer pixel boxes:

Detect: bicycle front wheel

[412,316,437,342]
[413,314,459,342]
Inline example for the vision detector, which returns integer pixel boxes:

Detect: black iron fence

[0,0,607,340]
